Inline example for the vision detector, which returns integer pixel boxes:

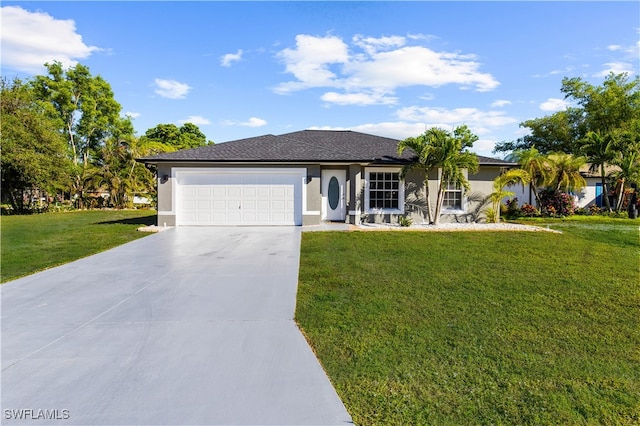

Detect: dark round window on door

[328,176,339,209]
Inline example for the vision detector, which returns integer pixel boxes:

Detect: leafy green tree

[31,61,131,208]
[494,108,583,154]
[1,78,71,212]
[140,122,213,151]
[562,73,640,136]
[495,73,640,157]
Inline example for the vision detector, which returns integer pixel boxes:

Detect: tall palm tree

[398,129,444,224]
[431,126,479,225]
[513,147,553,207]
[579,131,616,211]
[546,152,587,194]
[398,125,479,225]
[611,148,640,211]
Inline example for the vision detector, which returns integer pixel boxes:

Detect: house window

[365,168,404,213]
[443,180,463,210]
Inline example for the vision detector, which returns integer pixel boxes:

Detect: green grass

[1,210,156,282]
[296,219,640,425]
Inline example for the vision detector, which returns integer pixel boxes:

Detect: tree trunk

[601,164,612,212]
[433,180,446,225]
[531,183,542,208]
[615,178,626,212]
[424,177,433,224]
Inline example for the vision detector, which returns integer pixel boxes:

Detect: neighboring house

[138,130,516,226]
[508,164,621,209]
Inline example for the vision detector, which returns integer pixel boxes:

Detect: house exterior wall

[508,177,602,210]
[157,164,175,226]
[304,165,321,225]
[347,164,363,225]
[405,166,505,224]
[155,162,509,226]
[575,177,600,208]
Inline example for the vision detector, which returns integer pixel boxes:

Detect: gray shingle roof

[138,130,515,166]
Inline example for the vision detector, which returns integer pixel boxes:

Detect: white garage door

[176,169,304,226]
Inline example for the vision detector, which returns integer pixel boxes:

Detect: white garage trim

[174,168,306,226]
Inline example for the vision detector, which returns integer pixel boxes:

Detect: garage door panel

[256,200,270,210]
[242,187,257,198]
[197,200,211,210]
[212,187,226,197]
[177,169,302,226]
[271,187,286,198]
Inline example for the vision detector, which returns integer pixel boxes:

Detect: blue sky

[2,1,638,158]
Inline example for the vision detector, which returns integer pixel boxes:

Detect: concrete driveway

[1,227,352,425]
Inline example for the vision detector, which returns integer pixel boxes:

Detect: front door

[322,170,346,221]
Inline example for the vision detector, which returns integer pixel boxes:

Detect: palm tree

[611,148,640,211]
[513,147,553,208]
[579,131,616,211]
[397,129,443,224]
[398,125,480,225]
[431,126,479,225]
[546,152,587,193]
[487,169,531,223]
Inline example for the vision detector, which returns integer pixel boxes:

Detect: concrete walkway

[1,227,352,425]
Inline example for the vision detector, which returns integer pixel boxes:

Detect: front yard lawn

[1,210,156,282]
[296,220,639,425]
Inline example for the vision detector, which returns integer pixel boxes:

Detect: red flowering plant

[520,203,539,217]
[539,189,575,217]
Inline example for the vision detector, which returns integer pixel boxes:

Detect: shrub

[539,189,575,217]
[520,203,539,217]
[504,198,521,219]
[399,216,413,227]
[574,207,588,215]
[608,210,628,219]
[589,205,603,215]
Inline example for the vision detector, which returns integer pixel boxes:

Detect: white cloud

[352,34,406,55]
[309,122,426,141]
[395,106,518,129]
[274,33,499,102]
[124,112,141,119]
[320,91,397,106]
[220,49,243,67]
[491,99,511,108]
[178,115,210,125]
[539,97,569,112]
[345,46,499,92]
[242,117,267,127]
[222,117,268,128]
[274,34,349,94]
[607,44,622,51]
[154,79,191,99]
[0,6,100,73]
[594,62,635,77]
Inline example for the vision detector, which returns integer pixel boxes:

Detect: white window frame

[438,168,467,214]
[364,167,405,215]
